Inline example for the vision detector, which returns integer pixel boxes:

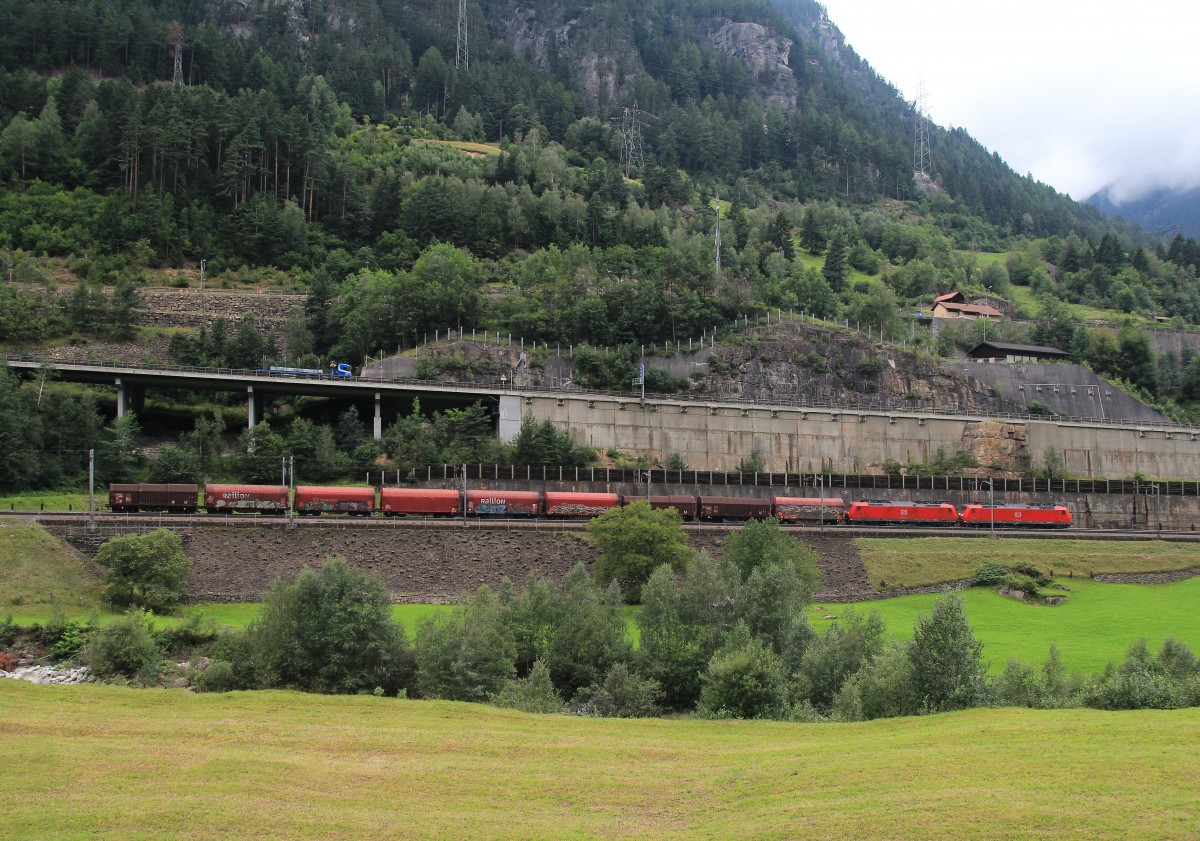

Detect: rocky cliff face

[702,321,1022,414]
[709,22,795,104]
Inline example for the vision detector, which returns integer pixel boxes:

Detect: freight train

[107,483,1071,528]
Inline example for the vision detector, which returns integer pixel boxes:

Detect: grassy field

[0,493,92,512]
[3,526,1198,674]
[810,576,1200,674]
[0,523,102,610]
[857,537,1200,589]
[0,681,1196,840]
[412,137,502,156]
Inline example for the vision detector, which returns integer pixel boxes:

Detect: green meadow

[1,680,1197,840]
[0,493,92,512]
[809,576,1200,674]
[4,524,1200,675]
[856,537,1200,589]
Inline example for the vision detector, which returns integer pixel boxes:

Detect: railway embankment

[48,523,877,603]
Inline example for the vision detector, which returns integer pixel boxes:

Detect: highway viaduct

[7,357,1200,478]
[4,358,502,441]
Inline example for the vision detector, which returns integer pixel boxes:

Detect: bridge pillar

[115,377,127,418]
[497,394,523,442]
[373,392,382,440]
[247,386,262,429]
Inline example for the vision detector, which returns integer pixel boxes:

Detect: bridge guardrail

[5,353,1198,433]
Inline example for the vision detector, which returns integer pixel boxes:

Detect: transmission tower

[169,23,185,90]
[913,82,932,177]
[455,0,468,70]
[619,104,645,177]
[714,193,722,276]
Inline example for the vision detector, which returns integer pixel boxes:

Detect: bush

[246,556,415,696]
[492,659,565,714]
[697,626,788,720]
[543,566,632,697]
[844,642,918,721]
[738,563,814,654]
[974,561,1011,588]
[907,594,987,712]
[574,663,662,718]
[1012,564,1051,587]
[720,518,820,592]
[415,585,515,701]
[588,501,693,603]
[193,659,240,693]
[153,613,223,653]
[793,610,885,712]
[0,614,15,647]
[1084,639,1200,710]
[40,611,95,661]
[84,611,162,679]
[636,555,740,710]
[94,529,191,613]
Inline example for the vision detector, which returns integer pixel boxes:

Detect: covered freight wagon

[773,497,845,524]
[543,492,620,517]
[634,495,699,520]
[699,496,774,521]
[465,490,540,516]
[108,483,198,513]
[204,484,289,514]
[381,488,461,517]
[294,486,375,515]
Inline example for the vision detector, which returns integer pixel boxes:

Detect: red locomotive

[960,504,1071,529]
[845,500,959,526]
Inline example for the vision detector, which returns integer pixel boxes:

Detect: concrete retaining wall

[498,393,1200,480]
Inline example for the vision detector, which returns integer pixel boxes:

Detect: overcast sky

[817,0,1199,202]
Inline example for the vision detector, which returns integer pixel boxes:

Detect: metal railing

[380,464,1200,497]
[6,353,1198,433]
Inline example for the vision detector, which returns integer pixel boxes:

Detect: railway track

[8,510,1200,542]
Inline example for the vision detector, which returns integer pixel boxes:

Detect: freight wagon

[465,490,541,516]
[543,492,621,517]
[380,488,461,517]
[203,484,289,514]
[773,496,846,524]
[294,486,376,515]
[108,483,198,513]
[699,496,775,521]
[637,495,700,520]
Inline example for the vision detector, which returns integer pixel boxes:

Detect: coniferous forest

[3,0,1200,492]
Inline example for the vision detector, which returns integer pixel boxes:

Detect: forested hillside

[3,0,1200,492]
